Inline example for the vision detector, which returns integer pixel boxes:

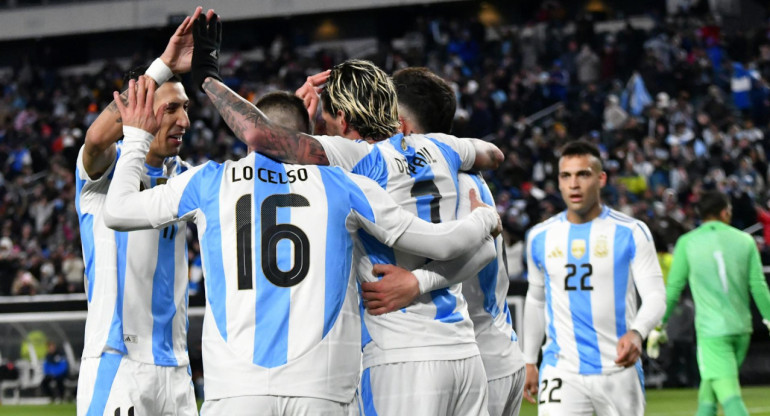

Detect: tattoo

[204,79,329,165]
[108,90,130,122]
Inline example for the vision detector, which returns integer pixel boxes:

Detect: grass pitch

[1,386,768,415]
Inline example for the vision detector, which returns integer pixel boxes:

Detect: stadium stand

[0,0,768,400]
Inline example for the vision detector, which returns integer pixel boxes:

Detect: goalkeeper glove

[191,13,223,92]
[764,319,770,334]
[646,326,668,359]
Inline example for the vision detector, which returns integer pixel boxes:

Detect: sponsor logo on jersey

[547,246,564,259]
[571,239,586,259]
[123,334,138,344]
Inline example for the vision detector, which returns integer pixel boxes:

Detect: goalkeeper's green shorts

[696,334,751,380]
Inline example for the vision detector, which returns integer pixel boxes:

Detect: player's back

[527,207,652,375]
[188,152,406,403]
[456,173,525,380]
[675,221,758,336]
[75,144,189,367]
[341,133,479,367]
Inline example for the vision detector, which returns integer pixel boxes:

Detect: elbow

[103,211,129,232]
[103,199,132,232]
[242,129,260,150]
[490,146,504,170]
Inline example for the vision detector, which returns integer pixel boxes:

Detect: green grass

[1,386,768,415]
[517,385,770,416]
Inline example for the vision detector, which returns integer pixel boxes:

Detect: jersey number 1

[236,193,311,289]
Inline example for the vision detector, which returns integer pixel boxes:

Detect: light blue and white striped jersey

[525,206,662,375]
[315,133,480,368]
[457,173,525,381]
[75,144,190,367]
[103,130,499,403]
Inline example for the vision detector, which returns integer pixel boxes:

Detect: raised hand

[112,77,166,136]
[295,70,331,123]
[192,12,223,91]
[159,7,215,74]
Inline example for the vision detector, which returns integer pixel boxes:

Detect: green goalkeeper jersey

[663,221,770,338]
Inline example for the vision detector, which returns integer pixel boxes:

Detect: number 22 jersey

[526,206,664,375]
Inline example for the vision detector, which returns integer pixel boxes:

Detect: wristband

[145,58,174,86]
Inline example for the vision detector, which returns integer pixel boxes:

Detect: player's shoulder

[603,207,651,233]
[527,212,564,241]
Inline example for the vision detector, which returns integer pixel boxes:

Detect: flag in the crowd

[731,62,752,110]
[622,72,652,116]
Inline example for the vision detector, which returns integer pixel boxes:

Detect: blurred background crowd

[0,0,769,298]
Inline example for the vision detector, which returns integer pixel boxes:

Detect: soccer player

[362,67,526,416]
[522,140,666,416]
[191,18,502,415]
[653,190,770,416]
[74,8,213,415]
[255,91,311,135]
[102,76,501,415]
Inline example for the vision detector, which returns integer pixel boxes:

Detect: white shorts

[487,366,525,416]
[359,356,488,416]
[77,352,197,416]
[201,395,351,416]
[537,363,645,416]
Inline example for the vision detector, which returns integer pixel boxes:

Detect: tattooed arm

[82,89,132,179]
[470,138,504,170]
[202,78,329,165]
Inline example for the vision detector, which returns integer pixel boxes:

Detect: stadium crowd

[0,3,769,296]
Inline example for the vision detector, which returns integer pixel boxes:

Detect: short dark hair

[123,65,182,89]
[256,91,311,134]
[392,67,456,134]
[559,140,602,168]
[697,190,730,219]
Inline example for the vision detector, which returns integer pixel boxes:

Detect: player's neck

[145,153,164,169]
[566,204,603,224]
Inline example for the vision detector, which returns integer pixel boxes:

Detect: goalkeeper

[649,190,770,416]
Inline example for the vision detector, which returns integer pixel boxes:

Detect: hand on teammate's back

[159,7,215,74]
[361,264,421,315]
[615,330,642,367]
[191,12,223,91]
[469,188,501,237]
[112,78,165,135]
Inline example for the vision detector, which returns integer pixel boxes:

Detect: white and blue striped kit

[315,133,483,368]
[526,206,659,376]
[76,144,190,368]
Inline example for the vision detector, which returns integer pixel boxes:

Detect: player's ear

[599,171,607,187]
[336,110,350,134]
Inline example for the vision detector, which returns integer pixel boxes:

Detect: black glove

[192,13,223,92]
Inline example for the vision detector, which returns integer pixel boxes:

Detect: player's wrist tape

[145,58,174,86]
[123,126,155,147]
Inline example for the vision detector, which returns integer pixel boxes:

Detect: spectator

[41,341,69,403]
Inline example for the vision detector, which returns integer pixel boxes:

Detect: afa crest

[571,239,586,259]
[594,235,609,258]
